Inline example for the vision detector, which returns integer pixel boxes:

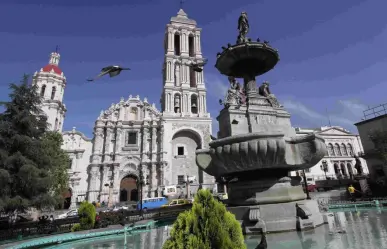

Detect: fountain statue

[196,12,327,234]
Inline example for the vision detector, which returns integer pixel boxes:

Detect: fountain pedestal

[196,12,327,234]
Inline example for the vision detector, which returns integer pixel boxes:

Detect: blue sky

[0,0,386,137]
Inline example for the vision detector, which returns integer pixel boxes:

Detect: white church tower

[161,9,214,188]
[32,51,67,132]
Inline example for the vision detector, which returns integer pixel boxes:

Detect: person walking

[348,184,360,202]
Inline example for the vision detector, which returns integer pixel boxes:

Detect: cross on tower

[179,0,185,9]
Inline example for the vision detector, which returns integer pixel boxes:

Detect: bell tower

[161,9,208,117]
[32,51,67,132]
[160,9,214,189]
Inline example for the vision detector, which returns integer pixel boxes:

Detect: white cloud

[282,98,366,131]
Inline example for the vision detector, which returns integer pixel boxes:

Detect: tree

[78,201,96,230]
[41,131,70,202]
[0,75,66,213]
[162,189,246,249]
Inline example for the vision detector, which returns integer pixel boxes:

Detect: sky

[0,0,386,138]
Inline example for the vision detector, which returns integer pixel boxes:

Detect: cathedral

[32,9,214,207]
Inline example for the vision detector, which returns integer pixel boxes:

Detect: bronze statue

[237,12,249,43]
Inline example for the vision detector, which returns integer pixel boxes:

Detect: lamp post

[137,169,148,217]
[302,170,311,200]
[105,181,114,208]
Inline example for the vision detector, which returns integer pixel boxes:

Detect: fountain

[196,12,327,234]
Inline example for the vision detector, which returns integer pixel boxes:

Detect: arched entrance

[63,188,72,209]
[120,175,138,202]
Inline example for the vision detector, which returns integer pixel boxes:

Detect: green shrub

[162,189,246,249]
[71,223,81,232]
[78,201,96,230]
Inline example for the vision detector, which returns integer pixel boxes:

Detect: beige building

[290,126,368,180]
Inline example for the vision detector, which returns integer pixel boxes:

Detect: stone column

[92,127,104,164]
[75,153,82,171]
[112,163,120,204]
[88,166,101,202]
[114,124,123,160]
[142,122,150,162]
[167,30,174,54]
[101,166,110,200]
[196,32,202,54]
[104,125,113,162]
[151,123,158,160]
[175,63,180,86]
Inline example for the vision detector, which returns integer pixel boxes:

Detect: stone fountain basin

[196,132,327,177]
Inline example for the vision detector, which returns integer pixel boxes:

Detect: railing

[316,196,387,212]
[363,103,387,120]
[0,205,191,245]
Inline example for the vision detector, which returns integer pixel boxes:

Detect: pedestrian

[348,184,360,202]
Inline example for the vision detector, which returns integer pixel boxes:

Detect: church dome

[40,51,63,76]
[42,64,62,75]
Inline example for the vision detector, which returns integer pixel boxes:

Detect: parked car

[162,199,190,208]
[57,209,78,219]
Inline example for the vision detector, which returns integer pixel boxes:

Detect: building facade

[290,126,369,180]
[355,103,387,179]
[32,9,214,207]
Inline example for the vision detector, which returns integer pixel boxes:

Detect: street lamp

[137,169,149,217]
[301,170,311,200]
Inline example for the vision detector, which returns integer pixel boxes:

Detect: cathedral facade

[32,9,214,207]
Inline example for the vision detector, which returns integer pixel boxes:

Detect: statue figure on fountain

[221,76,246,108]
[258,81,282,108]
[237,12,249,44]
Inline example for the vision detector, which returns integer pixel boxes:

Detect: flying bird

[87,65,130,82]
[189,59,208,72]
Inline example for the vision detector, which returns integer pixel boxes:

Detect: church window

[54,118,58,131]
[191,95,198,114]
[189,67,196,88]
[174,33,181,55]
[177,175,185,185]
[334,143,341,156]
[51,86,56,100]
[40,85,46,97]
[188,35,195,57]
[177,146,185,156]
[127,132,137,145]
[174,94,181,113]
[347,143,354,156]
[340,143,348,156]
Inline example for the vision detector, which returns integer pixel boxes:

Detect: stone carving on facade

[220,76,246,109]
[258,81,282,108]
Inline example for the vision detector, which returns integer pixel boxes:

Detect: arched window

[188,34,195,57]
[327,143,334,156]
[174,94,181,113]
[40,85,46,97]
[54,118,58,131]
[189,67,196,87]
[51,86,56,100]
[340,143,347,156]
[334,143,341,156]
[191,95,198,114]
[174,33,181,56]
[347,143,354,156]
